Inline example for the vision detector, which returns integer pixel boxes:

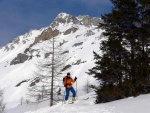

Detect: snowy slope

[24,93,150,113]
[0,28,47,109]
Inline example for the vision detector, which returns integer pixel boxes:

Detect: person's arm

[71,77,77,82]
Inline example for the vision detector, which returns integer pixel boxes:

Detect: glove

[74,77,77,81]
[64,83,68,87]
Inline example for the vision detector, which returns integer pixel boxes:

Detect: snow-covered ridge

[0,28,47,64]
[0,28,46,52]
[51,12,102,28]
[30,13,102,48]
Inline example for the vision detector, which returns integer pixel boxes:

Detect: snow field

[24,93,150,113]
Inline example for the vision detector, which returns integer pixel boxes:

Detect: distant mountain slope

[0,13,104,111]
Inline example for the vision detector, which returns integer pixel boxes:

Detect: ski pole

[76,79,78,100]
[62,90,65,105]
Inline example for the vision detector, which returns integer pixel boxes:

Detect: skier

[63,72,77,103]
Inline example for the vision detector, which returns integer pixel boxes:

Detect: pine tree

[135,0,150,93]
[89,0,141,103]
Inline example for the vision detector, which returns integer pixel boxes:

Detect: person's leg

[70,87,76,98]
[65,88,70,100]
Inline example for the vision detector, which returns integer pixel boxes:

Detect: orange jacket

[63,76,75,88]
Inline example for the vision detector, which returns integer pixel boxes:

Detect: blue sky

[0,0,112,47]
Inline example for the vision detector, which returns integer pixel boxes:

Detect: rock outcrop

[30,28,59,47]
[10,53,29,65]
[50,13,81,27]
[64,27,78,35]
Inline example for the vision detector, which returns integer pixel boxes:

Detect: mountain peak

[50,12,79,27]
[50,12,101,28]
[57,12,71,19]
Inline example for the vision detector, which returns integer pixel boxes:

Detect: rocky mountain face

[30,28,60,47]
[0,13,102,65]
[31,13,101,47]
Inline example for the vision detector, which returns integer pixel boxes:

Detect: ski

[62,100,75,105]
[68,101,74,104]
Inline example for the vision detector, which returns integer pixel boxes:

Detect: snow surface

[14,92,150,113]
